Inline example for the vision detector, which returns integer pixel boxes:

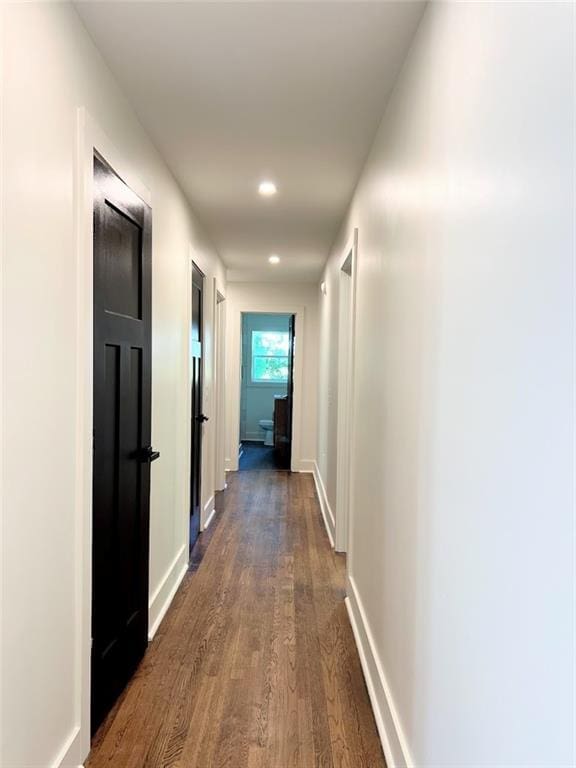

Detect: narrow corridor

[86,472,385,768]
[3,4,572,764]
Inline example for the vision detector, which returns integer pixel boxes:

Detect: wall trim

[297,458,315,474]
[335,228,358,554]
[202,494,215,530]
[345,574,413,768]
[203,506,217,531]
[311,461,335,547]
[148,544,188,641]
[213,284,227,493]
[51,725,82,768]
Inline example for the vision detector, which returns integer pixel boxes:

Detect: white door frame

[75,108,153,764]
[213,283,227,492]
[227,304,306,472]
[185,253,226,531]
[335,229,358,553]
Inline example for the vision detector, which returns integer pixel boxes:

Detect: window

[251,330,290,383]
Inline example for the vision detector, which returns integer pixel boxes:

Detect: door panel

[92,154,153,735]
[102,204,142,319]
[272,314,295,470]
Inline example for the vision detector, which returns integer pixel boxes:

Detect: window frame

[250,330,290,385]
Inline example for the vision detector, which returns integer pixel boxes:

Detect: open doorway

[238,312,295,471]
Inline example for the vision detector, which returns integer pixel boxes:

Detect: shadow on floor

[188,489,225,572]
[239,441,282,470]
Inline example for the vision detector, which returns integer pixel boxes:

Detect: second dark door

[190,264,205,551]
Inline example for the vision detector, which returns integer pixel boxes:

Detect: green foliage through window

[251,331,289,382]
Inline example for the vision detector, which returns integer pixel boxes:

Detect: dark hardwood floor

[86,471,385,768]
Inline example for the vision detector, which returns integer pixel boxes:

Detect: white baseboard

[311,461,335,547]
[51,725,82,768]
[243,432,265,441]
[148,544,188,641]
[296,458,315,473]
[203,506,216,530]
[202,494,216,530]
[345,575,413,768]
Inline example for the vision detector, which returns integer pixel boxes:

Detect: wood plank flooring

[86,471,385,768]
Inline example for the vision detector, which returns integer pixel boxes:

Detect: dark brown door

[286,314,296,466]
[274,314,296,470]
[190,264,206,551]
[92,154,155,734]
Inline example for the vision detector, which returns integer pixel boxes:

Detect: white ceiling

[76,1,425,282]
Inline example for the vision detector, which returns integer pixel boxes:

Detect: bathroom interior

[239,312,294,471]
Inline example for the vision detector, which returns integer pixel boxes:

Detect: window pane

[252,331,290,357]
[252,356,289,382]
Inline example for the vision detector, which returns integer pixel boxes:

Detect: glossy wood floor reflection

[86,471,386,768]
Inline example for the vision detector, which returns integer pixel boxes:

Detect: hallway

[86,472,385,768]
[1,2,574,766]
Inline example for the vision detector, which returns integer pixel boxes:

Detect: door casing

[213,285,227,493]
[75,109,153,764]
[227,304,306,473]
[335,229,358,554]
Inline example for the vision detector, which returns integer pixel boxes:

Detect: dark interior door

[274,314,296,470]
[190,264,205,552]
[285,314,296,468]
[92,154,155,735]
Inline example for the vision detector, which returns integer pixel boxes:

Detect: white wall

[225,282,318,472]
[240,313,290,441]
[318,2,575,766]
[0,3,225,766]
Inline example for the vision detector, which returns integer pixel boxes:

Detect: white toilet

[259,419,274,446]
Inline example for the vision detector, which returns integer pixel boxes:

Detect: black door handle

[140,445,160,462]
[196,414,209,423]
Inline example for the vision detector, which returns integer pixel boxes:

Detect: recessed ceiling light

[268,254,280,265]
[259,181,277,197]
